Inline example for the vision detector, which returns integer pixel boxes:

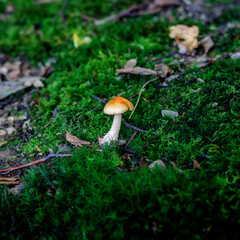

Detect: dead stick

[91,95,108,103]
[128,93,138,100]
[125,131,137,149]
[0,154,72,175]
[122,119,147,132]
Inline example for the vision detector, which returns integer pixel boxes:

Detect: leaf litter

[0,54,55,100]
[65,131,91,147]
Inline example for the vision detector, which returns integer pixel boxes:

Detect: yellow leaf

[169,25,199,52]
[72,33,91,48]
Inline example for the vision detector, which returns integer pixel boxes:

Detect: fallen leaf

[116,67,157,76]
[161,110,179,118]
[169,25,199,52]
[230,52,240,59]
[6,127,16,135]
[0,141,7,147]
[36,146,41,152]
[193,160,201,170]
[165,74,180,82]
[8,182,25,195]
[199,36,214,54]
[212,102,218,107]
[0,129,7,136]
[19,77,45,88]
[155,64,174,78]
[0,177,22,186]
[149,160,166,171]
[0,81,26,100]
[0,148,15,160]
[123,59,137,69]
[72,33,91,48]
[66,131,90,147]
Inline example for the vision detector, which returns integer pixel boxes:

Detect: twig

[91,95,108,104]
[59,0,69,18]
[122,119,147,133]
[156,77,197,88]
[125,131,137,149]
[0,154,72,175]
[128,93,138,100]
[129,76,159,119]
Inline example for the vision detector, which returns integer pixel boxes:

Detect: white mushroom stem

[100,114,122,144]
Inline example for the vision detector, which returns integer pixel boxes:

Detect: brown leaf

[193,160,201,170]
[116,67,157,76]
[199,36,214,54]
[169,25,199,52]
[0,141,7,147]
[0,177,22,186]
[161,64,174,77]
[36,145,41,152]
[66,131,90,147]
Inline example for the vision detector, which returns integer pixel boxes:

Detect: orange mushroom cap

[104,97,134,115]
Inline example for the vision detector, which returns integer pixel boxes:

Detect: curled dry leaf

[169,25,199,53]
[155,63,174,77]
[199,36,214,54]
[66,131,90,147]
[116,67,157,76]
[193,160,201,170]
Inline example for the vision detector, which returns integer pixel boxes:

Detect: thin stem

[129,76,159,119]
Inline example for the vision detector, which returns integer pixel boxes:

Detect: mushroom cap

[104,96,134,115]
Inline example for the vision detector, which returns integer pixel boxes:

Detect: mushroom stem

[100,114,122,144]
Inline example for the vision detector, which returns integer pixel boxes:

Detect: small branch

[125,131,137,149]
[128,93,138,100]
[122,119,147,133]
[59,0,70,18]
[91,95,108,104]
[0,154,72,175]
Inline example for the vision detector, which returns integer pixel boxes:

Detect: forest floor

[0,0,240,239]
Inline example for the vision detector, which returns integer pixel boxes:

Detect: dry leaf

[0,141,7,147]
[0,177,22,186]
[161,64,174,77]
[116,67,157,76]
[66,131,90,147]
[193,160,201,170]
[19,77,45,88]
[149,160,166,171]
[230,52,240,59]
[36,145,41,152]
[169,25,199,52]
[72,33,91,48]
[123,59,137,69]
[199,36,214,54]
[161,110,179,118]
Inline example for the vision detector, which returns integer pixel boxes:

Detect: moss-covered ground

[0,0,240,239]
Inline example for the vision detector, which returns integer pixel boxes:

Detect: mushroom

[98,96,134,145]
